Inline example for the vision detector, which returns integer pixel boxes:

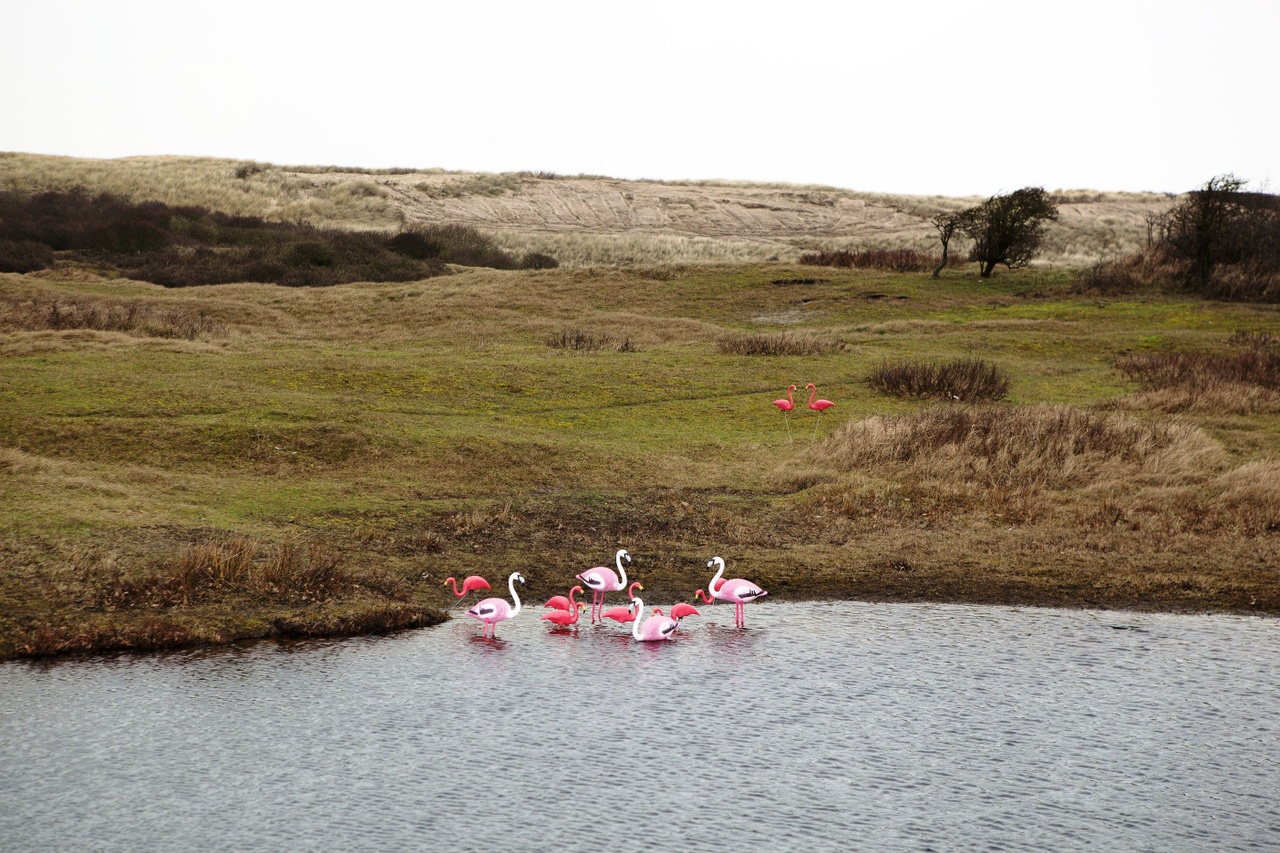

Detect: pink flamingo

[576,548,631,624]
[694,576,726,605]
[805,383,835,443]
[631,597,678,642]
[669,601,701,631]
[704,556,767,627]
[601,582,644,625]
[542,601,587,628]
[773,384,797,444]
[544,585,584,613]
[444,575,490,607]
[465,571,525,638]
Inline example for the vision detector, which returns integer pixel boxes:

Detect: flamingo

[805,382,835,443]
[444,575,490,607]
[694,576,726,605]
[576,548,631,624]
[631,597,678,642]
[669,601,701,631]
[543,585,584,613]
[601,582,644,625]
[542,601,587,628]
[772,384,797,444]
[466,571,525,638]
[704,556,767,627]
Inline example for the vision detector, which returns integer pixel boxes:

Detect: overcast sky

[5,0,1277,197]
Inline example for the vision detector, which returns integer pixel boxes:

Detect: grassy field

[3,262,1280,658]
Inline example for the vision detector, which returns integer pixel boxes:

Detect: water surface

[2,601,1278,851]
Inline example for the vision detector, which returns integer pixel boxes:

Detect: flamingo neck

[787,385,795,405]
[631,598,645,640]
[508,573,522,618]
[808,385,817,406]
[568,586,580,609]
[615,551,628,586]
[709,559,725,598]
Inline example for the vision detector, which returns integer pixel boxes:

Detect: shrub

[387,224,558,270]
[546,327,635,352]
[716,332,843,356]
[868,357,1010,401]
[0,239,53,272]
[799,248,952,272]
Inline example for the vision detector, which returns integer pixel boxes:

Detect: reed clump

[0,292,226,339]
[545,326,636,352]
[93,536,407,609]
[800,248,958,272]
[868,357,1010,401]
[717,332,843,356]
[1112,332,1280,413]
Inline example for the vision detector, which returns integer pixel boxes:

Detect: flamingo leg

[784,412,792,445]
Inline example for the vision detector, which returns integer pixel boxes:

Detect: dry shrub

[868,357,1010,401]
[1113,334,1280,413]
[717,331,843,356]
[95,536,405,609]
[799,248,956,272]
[0,293,226,339]
[823,404,1221,491]
[546,327,636,352]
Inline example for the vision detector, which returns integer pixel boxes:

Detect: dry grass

[545,327,637,352]
[868,358,1010,401]
[1111,332,1280,413]
[717,331,844,356]
[0,291,226,339]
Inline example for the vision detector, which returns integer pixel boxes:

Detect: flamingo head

[571,585,583,596]
[707,556,724,570]
[806,383,816,390]
[627,581,643,597]
[619,549,632,564]
[514,573,526,585]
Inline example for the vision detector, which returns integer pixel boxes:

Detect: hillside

[0,152,1176,267]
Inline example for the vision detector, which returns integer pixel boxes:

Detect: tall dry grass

[0,291,226,339]
[1111,332,1280,413]
[868,358,1010,401]
[93,536,407,609]
[717,331,845,356]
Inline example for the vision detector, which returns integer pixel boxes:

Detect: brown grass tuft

[717,331,844,356]
[868,357,1010,401]
[545,327,637,352]
[0,293,226,339]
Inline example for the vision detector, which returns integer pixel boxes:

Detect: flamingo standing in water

[576,549,631,624]
[669,601,701,631]
[444,575,490,608]
[543,585,584,614]
[601,582,644,625]
[466,571,525,638]
[542,601,587,628]
[631,597,678,642]
[805,382,835,443]
[772,384,797,444]
[704,556,767,627]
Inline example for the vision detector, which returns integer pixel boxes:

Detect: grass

[868,357,1011,401]
[3,256,1280,659]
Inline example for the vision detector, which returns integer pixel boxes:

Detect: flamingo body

[542,602,587,627]
[705,557,768,627]
[445,575,491,598]
[543,585,584,613]
[601,582,644,624]
[806,383,835,412]
[576,549,631,623]
[631,597,678,642]
[466,572,525,638]
[772,384,796,412]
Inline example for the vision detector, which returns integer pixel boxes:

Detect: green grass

[4,263,1280,658]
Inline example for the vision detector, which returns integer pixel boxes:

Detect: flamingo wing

[577,568,621,591]
[720,579,767,602]
[463,575,491,593]
[544,596,571,611]
[601,605,636,623]
[670,602,700,620]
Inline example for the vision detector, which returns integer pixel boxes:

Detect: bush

[868,357,1010,401]
[0,239,54,273]
[716,332,843,356]
[800,247,952,272]
[387,224,559,270]
[545,327,635,352]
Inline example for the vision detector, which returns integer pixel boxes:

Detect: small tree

[931,212,960,279]
[956,187,1059,278]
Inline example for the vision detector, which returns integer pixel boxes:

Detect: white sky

[4,0,1277,197]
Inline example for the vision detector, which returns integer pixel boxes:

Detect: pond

[2,601,1278,851]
